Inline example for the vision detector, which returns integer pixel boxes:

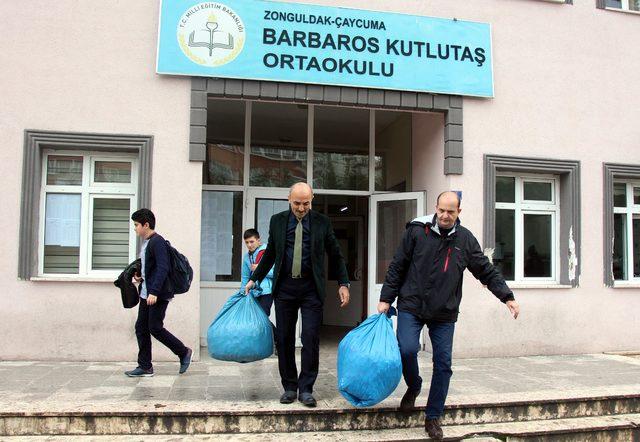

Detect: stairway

[2,394,640,440]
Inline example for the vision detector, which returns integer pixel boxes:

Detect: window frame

[19,130,153,281]
[495,174,560,284]
[484,155,580,288]
[606,0,640,11]
[38,150,138,278]
[611,180,640,283]
[598,0,640,13]
[603,164,640,286]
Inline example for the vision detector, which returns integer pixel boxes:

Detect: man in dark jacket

[378,191,520,440]
[246,182,350,407]
[124,209,192,377]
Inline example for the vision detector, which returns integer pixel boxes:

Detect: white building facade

[1,0,639,361]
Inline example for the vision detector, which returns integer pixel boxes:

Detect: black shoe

[124,367,154,377]
[298,392,317,407]
[425,417,443,440]
[179,348,193,374]
[279,390,297,404]
[400,388,421,411]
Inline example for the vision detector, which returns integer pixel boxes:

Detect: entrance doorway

[244,190,426,347]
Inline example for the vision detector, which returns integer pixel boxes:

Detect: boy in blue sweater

[241,229,274,317]
[125,209,192,377]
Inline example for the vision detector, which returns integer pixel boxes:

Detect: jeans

[396,310,455,419]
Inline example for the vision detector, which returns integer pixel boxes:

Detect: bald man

[378,191,520,440]
[246,182,350,407]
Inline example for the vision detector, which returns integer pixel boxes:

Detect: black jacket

[143,233,174,300]
[380,214,514,322]
[251,210,349,302]
[114,259,141,309]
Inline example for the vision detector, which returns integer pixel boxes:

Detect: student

[125,208,192,377]
[241,228,274,317]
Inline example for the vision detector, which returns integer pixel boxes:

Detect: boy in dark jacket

[125,208,192,377]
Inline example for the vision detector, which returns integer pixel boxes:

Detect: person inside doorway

[240,228,274,317]
[377,191,520,440]
[245,182,351,407]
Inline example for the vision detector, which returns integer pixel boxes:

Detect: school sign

[156,0,494,97]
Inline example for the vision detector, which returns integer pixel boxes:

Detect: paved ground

[1,349,640,414]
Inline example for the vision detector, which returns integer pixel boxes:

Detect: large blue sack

[337,308,402,407]
[207,290,273,362]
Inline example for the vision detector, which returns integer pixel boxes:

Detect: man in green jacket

[246,182,350,407]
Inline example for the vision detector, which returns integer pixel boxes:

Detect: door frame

[367,191,426,318]
[245,188,290,234]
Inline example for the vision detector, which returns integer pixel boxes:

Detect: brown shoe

[399,388,420,411]
[425,417,443,440]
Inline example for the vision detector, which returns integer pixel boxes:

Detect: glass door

[368,192,426,317]
[246,189,299,344]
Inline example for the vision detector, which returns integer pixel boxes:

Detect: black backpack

[165,241,193,295]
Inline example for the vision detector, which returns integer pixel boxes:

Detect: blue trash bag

[337,307,402,407]
[207,289,273,363]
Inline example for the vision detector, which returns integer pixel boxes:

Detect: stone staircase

[3,394,640,440]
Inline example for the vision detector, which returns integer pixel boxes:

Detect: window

[494,175,559,282]
[314,106,369,191]
[375,111,412,191]
[611,182,640,281]
[200,99,414,283]
[604,164,640,286]
[605,0,640,11]
[19,131,152,281]
[250,102,307,187]
[200,190,243,282]
[484,155,580,287]
[203,99,245,186]
[39,151,138,276]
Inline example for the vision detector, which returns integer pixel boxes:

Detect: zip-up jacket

[143,233,174,300]
[241,243,274,295]
[380,214,514,322]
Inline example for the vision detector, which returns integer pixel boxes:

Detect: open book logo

[177,2,245,67]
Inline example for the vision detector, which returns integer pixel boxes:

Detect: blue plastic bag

[337,308,402,407]
[207,290,273,362]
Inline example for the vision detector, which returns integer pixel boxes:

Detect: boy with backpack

[241,228,274,316]
[125,208,192,377]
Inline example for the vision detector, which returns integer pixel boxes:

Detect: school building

[1,0,639,362]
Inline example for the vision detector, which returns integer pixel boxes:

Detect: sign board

[157,0,494,97]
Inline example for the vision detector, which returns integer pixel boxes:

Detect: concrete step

[4,414,640,440]
[2,394,640,436]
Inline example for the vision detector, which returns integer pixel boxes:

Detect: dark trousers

[256,293,274,317]
[256,293,277,339]
[274,276,323,394]
[396,310,455,419]
[135,297,188,370]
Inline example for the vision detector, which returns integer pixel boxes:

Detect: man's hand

[506,300,519,319]
[338,286,350,308]
[377,301,390,314]
[244,280,255,295]
[147,294,157,306]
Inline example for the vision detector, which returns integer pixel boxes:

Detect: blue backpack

[337,307,402,407]
[207,290,273,363]
[165,241,193,295]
